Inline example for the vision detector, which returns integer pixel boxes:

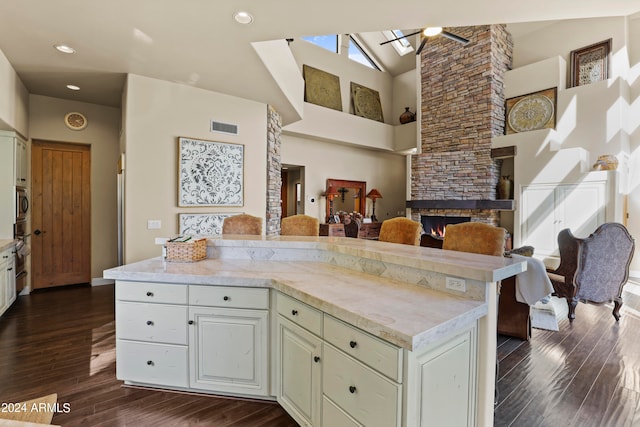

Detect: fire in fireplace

[421,215,471,238]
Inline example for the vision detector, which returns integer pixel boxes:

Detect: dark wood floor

[0,284,297,427]
[2,283,640,426]
[495,283,640,427]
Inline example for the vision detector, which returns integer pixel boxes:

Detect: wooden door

[31,141,91,289]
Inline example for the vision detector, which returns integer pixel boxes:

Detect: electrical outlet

[446,276,466,292]
[147,220,162,229]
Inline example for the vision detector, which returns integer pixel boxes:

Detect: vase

[399,107,416,124]
[498,176,512,200]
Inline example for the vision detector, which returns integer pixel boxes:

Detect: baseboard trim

[92,278,115,287]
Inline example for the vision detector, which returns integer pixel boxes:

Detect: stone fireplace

[407,25,514,226]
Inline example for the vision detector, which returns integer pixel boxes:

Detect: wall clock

[64,112,87,130]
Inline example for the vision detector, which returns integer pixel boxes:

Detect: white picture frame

[179,213,242,235]
[178,137,244,206]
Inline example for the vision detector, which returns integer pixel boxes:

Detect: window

[348,36,380,70]
[382,30,414,56]
[302,35,338,53]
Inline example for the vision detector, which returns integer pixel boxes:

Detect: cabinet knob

[7,268,12,272]
[349,340,357,349]
[2,255,8,259]
[291,309,298,316]
[146,320,154,326]
[188,320,194,325]
[349,385,357,394]
[314,356,320,363]
[223,296,229,301]
[147,360,154,366]
[146,291,154,297]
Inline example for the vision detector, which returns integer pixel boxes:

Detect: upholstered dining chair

[280,214,319,236]
[222,214,263,235]
[378,217,423,246]
[546,223,635,322]
[442,222,507,256]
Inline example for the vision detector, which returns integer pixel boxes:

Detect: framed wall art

[179,213,241,235]
[505,87,557,135]
[178,137,244,206]
[303,64,343,112]
[569,39,612,87]
[350,82,384,122]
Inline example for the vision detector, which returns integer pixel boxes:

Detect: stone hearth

[408,25,513,226]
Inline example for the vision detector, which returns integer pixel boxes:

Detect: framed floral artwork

[179,213,241,235]
[178,137,244,206]
[569,39,612,87]
[505,87,557,135]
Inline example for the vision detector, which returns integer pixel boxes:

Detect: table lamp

[325,184,340,223]
[366,188,382,222]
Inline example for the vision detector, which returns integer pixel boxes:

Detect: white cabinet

[276,293,323,427]
[15,138,28,187]
[521,181,606,256]
[115,281,270,398]
[0,247,16,317]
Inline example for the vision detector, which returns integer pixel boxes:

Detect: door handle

[34,229,44,236]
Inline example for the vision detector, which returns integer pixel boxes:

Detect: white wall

[123,74,268,263]
[29,95,120,282]
[282,134,407,222]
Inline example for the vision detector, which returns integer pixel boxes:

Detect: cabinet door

[5,256,15,308]
[277,315,322,427]
[15,139,27,187]
[556,182,605,239]
[521,185,556,255]
[0,258,7,316]
[189,306,269,396]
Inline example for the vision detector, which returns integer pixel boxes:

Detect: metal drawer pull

[188,320,194,325]
[314,356,320,363]
[146,291,154,297]
[146,321,154,326]
[349,385,357,394]
[291,309,298,316]
[223,296,229,301]
[349,340,357,348]
[147,360,154,366]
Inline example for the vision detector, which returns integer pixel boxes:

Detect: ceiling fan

[380,27,470,55]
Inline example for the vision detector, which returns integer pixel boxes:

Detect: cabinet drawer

[189,285,269,309]
[322,396,362,427]
[116,302,188,344]
[276,292,322,336]
[324,315,402,382]
[116,281,187,304]
[116,340,188,388]
[323,344,401,427]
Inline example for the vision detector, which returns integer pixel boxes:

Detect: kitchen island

[104,236,525,427]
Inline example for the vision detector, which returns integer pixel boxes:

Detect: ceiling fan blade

[441,31,470,45]
[415,38,428,55]
[379,29,422,46]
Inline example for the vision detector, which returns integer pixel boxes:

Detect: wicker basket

[165,238,207,262]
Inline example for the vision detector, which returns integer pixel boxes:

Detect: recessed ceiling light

[54,44,76,54]
[233,11,253,24]
[423,27,443,37]
[66,84,80,91]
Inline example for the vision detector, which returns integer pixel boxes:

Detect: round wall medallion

[64,112,87,130]
[507,95,554,133]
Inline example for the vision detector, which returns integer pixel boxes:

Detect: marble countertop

[0,239,16,252]
[105,237,525,351]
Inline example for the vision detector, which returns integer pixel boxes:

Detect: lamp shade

[325,184,339,197]
[366,188,382,200]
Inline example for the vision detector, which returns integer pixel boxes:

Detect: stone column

[266,105,282,236]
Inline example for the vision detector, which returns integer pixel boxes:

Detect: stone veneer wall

[266,105,282,236]
[411,25,513,225]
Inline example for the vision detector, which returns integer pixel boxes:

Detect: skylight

[348,36,381,71]
[382,30,414,56]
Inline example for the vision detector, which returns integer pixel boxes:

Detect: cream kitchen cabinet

[15,138,28,187]
[0,246,16,317]
[521,180,606,256]
[276,293,323,427]
[115,281,270,398]
[188,285,269,396]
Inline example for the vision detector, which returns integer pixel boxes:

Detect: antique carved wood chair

[546,223,635,322]
[378,217,423,246]
[280,214,319,236]
[222,214,263,235]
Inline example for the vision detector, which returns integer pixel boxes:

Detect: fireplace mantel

[406,199,515,211]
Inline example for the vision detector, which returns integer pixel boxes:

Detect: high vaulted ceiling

[1,0,639,117]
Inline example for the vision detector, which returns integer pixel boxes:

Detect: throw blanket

[511,254,554,305]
